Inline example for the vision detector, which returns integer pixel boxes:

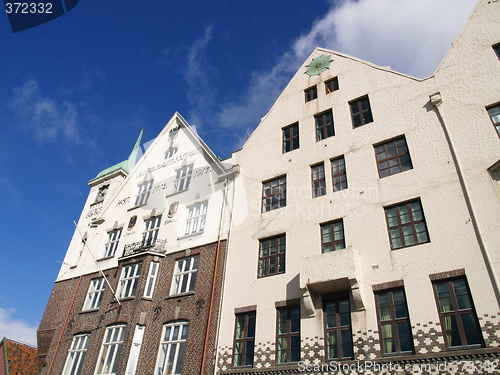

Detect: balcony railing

[121,238,167,258]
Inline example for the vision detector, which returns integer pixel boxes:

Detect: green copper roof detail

[305,55,333,76]
[94,129,144,179]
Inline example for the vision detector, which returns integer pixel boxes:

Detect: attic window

[165,147,178,159]
[325,77,339,94]
[305,86,318,102]
[95,185,109,204]
[493,43,500,60]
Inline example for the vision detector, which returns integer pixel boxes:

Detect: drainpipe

[200,178,230,375]
[430,92,500,307]
[46,275,82,375]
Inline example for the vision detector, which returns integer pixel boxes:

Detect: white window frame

[125,325,145,375]
[143,216,162,247]
[95,324,126,375]
[135,180,153,207]
[118,263,142,299]
[170,256,199,295]
[143,261,159,298]
[83,278,106,311]
[155,321,189,375]
[174,165,193,192]
[184,201,208,235]
[62,333,90,375]
[104,228,122,258]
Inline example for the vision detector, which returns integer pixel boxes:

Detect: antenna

[73,221,122,305]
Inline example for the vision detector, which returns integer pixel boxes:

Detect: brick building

[216,0,500,374]
[0,337,39,375]
[37,113,238,375]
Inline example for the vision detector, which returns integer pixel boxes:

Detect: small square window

[311,163,326,198]
[276,306,300,363]
[185,201,208,235]
[262,176,286,212]
[331,156,347,192]
[258,234,285,278]
[315,110,334,141]
[349,95,373,128]
[325,77,339,94]
[384,199,429,250]
[95,185,109,204]
[83,278,106,310]
[321,220,345,253]
[103,228,122,258]
[118,263,142,299]
[375,137,413,178]
[135,180,153,207]
[171,256,199,295]
[175,165,193,192]
[283,123,299,153]
[493,44,500,60]
[304,86,317,102]
[487,104,500,138]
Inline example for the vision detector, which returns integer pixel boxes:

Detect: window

[155,321,188,375]
[375,137,413,178]
[277,306,300,363]
[331,156,347,191]
[184,201,208,235]
[125,325,145,375]
[118,263,142,299]
[96,325,126,375]
[385,199,429,250]
[104,228,122,258]
[304,86,317,102]
[493,43,500,60]
[171,256,199,295]
[135,180,153,207]
[311,163,326,198]
[262,176,286,212]
[487,105,500,137]
[321,220,345,253]
[95,185,109,204]
[143,261,159,298]
[233,312,256,367]
[165,147,178,159]
[62,334,90,375]
[283,123,299,153]
[258,235,285,278]
[315,110,334,141]
[174,165,193,192]
[325,77,339,94]
[83,277,106,310]
[350,95,373,128]
[433,278,483,349]
[375,289,414,355]
[143,216,161,247]
[324,297,353,359]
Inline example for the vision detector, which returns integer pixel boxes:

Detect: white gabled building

[37,113,238,375]
[216,0,500,373]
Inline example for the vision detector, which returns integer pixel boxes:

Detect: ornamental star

[305,55,334,76]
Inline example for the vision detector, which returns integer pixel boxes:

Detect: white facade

[217,0,500,372]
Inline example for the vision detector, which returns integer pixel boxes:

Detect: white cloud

[9,79,81,144]
[0,308,38,347]
[293,0,477,78]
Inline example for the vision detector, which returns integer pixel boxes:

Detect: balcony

[300,246,364,316]
[121,238,167,259]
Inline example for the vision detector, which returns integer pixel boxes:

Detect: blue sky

[0,0,477,346]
